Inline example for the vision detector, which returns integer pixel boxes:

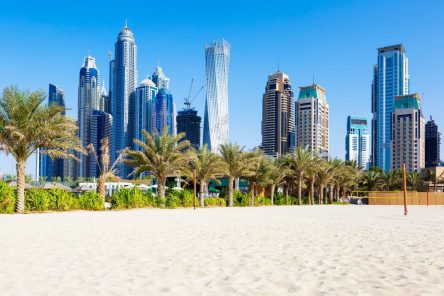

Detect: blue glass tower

[371,44,409,171]
[38,84,66,180]
[89,110,113,178]
[345,116,370,169]
[155,88,176,135]
[77,56,100,178]
[111,25,138,178]
[203,40,230,152]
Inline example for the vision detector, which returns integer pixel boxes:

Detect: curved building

[203,40,230,152]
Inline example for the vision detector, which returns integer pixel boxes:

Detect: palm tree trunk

[329,185,334,204]
[310,178,315,205]
[228,176,234,207]
[98,176,106,200]
[270,184,275,205]
[15,159,26,213]
[250,182,255,206]
[319,185,324,205]
[158,177,166,206]
[298,176,303,205]
[199,179,205,207]
[285,186,289,205]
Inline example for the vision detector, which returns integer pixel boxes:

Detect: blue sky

[0,0,443,177]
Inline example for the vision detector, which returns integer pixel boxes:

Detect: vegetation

[125,128,191,206]
[111,188,156,209]
[0,180,15,213]
[78,192,104,211]
[0,86,83,213]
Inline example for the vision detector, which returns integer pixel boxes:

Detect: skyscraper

[89,110,113,177]
[151,65,170,90]
[111,25,137,177]
[77,56,100,178]
[130,78,158,150]
[203,40,230,152]
[372,44,409,171]
[155,88,176,135]
[345,116,370,169]
[39,84,66,180]
[100,82,111,114]
[296,84,329,158]
[391,93,424,172]
[425,118,440,168]
[177,108,201,149]
[261,71,295,156]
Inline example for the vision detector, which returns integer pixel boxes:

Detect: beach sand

[0,205,443,295]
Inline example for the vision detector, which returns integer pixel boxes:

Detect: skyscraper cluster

[261,72,329,158]
[38,27,231,180]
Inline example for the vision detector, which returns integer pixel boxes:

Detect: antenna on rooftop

[107,51,113,60]
[125,18,128,28]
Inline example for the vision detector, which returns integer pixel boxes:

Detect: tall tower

[155,88,176,135]
[203,40,230,152]
[39,83,66,180]
[89,110,113,178]
[296,84,329,158]
[372,44,409,171]
[345,116,370,169]
[261,71,295,157]
[111,25,137,177]
[425,118,441,168]
[131,78,158,150]
[391,93,424,172]
[77,56,100,178]
[151,65,170,90]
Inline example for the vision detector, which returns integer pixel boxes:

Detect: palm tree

[306,155,323,205]
[219,143,254,207]
[124,129,191,205]
[287,147,313,205]
[327,158,343,203]
[377,171,401,191]
[363,170,381,191]
[316,160,335,205]
[407,172,422,191]
[87,137,125,199]
[246,150,272,206]
[189,145,224,207]
[0,86,83,213]
[267,156,288,205]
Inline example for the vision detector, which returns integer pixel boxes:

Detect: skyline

[1,0,443,176]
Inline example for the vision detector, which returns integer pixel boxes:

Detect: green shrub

[333,201,349,205]
[181,190,195,207]
[78,192,104,210]
[47,188,77,211]
[254,196,271,206]
[165,194,181,208]
[273,192,293,205]
[204,197,226,207]
[233,191,249,207]
[25,188,50,212]
[0,181,15,214]
[111,188,156,209]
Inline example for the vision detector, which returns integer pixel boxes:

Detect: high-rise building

[155,88,176,135]
[111,25,137,177]
[100,82,111,114]
[425,118,440,168]
[372,44,409,171]
[89,110,113,177]
[261,71,295,157]
[39,84,66,180]
[296,84,329,158]
[177,108,201,149]
[151,65,170,90]
[203,40,230,152]
[345,116,370,169]
[77,56,100,178]
[130,79,158,150]
[391,93,424,172]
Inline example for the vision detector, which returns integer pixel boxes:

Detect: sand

[0,205,443,295]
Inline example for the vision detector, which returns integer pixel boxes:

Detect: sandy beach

[0,205,443,295]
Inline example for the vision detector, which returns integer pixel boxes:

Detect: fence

[367,191,444,205]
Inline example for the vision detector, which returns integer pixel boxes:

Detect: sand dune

[0,206,443,295]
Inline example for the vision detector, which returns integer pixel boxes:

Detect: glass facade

[372,44,409,171]
[203,40,230,152]
[345,116,370,169]
[155,88,176,135]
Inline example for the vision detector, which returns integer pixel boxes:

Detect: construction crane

[184,78,204,109]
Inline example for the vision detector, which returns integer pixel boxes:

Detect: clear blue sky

[0,0,443,177]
